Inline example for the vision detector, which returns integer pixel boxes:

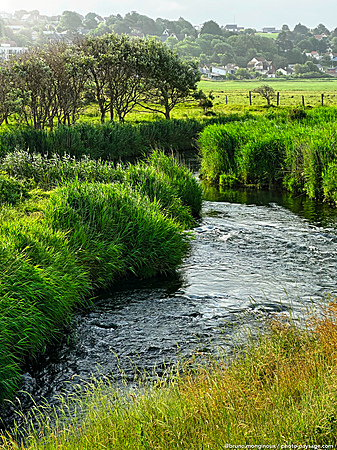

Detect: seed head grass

[2,302,337,448]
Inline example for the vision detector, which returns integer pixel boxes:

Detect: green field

[255,32,279,39]
[199,79,337,109]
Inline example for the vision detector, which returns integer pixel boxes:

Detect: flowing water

[2,184,337,429]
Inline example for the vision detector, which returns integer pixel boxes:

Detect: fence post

[302,95,305,107]
[249,91,252,106]
[277,92,280,106]
[321,93,324,106]
[225,95,228,105]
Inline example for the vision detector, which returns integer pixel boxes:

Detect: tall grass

[199,109,337,201]
[0,152,200,402]
[0,113,251,162]
[3,302,337,448]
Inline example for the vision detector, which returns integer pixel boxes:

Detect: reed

[3,302,337,448]
[0,152,199,402]
[198,110,337,201]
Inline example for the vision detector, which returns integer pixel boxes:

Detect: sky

[1,0,337,31]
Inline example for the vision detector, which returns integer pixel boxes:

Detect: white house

[247,57,276,77]
[0,11,12,20]
[0,42,28,61]
[211,65,227,76]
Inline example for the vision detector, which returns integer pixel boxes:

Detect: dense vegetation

[3,302,337,447]
[2,10,337,73]
[0,34,200,127]
[199,106,337,202]
[0,119,206,160]
[0,151,202,402]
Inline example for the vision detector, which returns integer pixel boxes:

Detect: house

[314,34,327,40]
[306,51,323,60]
[314,64,325,72]
[0,11,12,20]
[225,24,238,32]
[211,65,227,76]
[247,57,276,76]
[0,42,28,61]
[262,27,279,33]
[7,25,24,32]
[210,64,239,77]
[199,65,211,76]
[327,67,337,76]
[21,12,39,23]
[224,63,239,74]
[277,66,295,76]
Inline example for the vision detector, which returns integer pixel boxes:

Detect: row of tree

[0,34,200,129]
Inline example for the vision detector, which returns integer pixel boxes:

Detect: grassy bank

[199,106,337,202]
[0,115,253,160]
[2,302,337,448]
[0,120,204,160]
[0,151,202,402]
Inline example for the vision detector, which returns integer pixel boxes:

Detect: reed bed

[199,107,337,202]
[0,151,202,402]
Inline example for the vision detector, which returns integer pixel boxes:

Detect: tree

[79,34,115,123]
[200,20,222,36]
[9,49,55,129]
[235,68,251,79]
[312,23,330,35]
[80,33,151,123]
[58,11,82,32]
[253,85,276,106]
[294,23,309,35]
[84,13,99,30]
[0,62,23,125]
[44,43,90,127]
[139,40,200,119]
[194,89,214,112]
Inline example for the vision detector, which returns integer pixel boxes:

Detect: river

[2,183,337,430]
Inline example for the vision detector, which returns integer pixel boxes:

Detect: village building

[247,57,276,77]
[0,42,28,61]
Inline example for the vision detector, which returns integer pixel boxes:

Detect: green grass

[0,151,201,402]
[198,79,337,110]
[198,107,337,200]
[3,302,337,448]
[255,32,279,39]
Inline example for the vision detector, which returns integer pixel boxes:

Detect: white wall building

[0,43,28,61]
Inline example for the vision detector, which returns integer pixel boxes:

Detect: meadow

[73,79,337,122]
[199,79,337,110]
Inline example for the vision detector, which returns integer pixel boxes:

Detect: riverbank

[0,151,202,403]
[2,300,337,448]
[199,106,337,203]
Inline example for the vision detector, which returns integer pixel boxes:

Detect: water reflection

[4,182,337,430]
[203,184,337,228]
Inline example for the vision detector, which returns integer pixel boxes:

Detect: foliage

[0,34,201,128]
[4,303,337,447]
[139,39,201,119]
[0,118,204,161]
[252,84,276,106]
[198,110,337,199]
[0,173,29,205]
[0,152,199,402]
